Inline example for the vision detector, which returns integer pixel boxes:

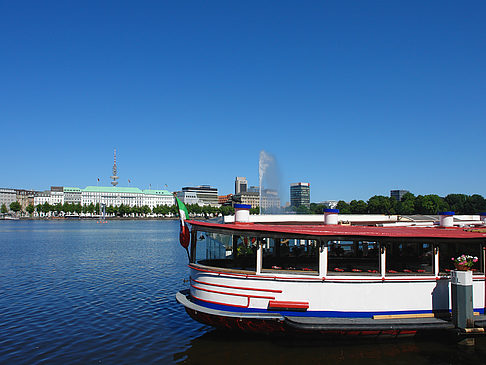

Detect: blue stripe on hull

[191,297,485,318]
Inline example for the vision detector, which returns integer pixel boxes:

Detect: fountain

[258,150,283,214]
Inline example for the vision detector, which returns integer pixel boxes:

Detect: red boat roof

[187,220,486,240]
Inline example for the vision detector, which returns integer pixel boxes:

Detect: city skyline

[1,2,485,201]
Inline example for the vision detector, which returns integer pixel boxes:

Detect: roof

[83,186,173,195]
[187,220,486,240]
[84,186,143,193]
[142,189,172,196]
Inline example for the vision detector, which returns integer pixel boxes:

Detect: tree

[250,207,260,215]
[336,201,351,214]
[397,193,415,215]
[466,194,486,214]
[219,206,235,216]
[26,204,35,215]
[367,196,395,214]
[1,204,7,214]
[349,200,367,214]
[9,201,21,213]
[444,194,468,214]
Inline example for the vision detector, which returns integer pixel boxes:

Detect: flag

[175,196,190,249]
[97,178,100,182]
[175,196,189,223]
[128,179,131,184]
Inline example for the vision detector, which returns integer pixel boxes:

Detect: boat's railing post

[433,244,440,277]
[256,239,263,274]
[380,243,387,279]
[451,270,474,330]
[319,241,328,278]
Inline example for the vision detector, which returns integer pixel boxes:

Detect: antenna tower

[111,149,119,186]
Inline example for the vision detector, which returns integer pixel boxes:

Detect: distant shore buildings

[290,182,310,208]
[33,186,174,209]
[176,185,219,207]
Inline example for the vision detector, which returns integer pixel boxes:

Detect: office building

[235,177,248,194]
[290,182,310,208]
[390,190,409,202]
[0,188,17,210]
[181,185,219,206]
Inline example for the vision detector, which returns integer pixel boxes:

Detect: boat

[176,207,486,338]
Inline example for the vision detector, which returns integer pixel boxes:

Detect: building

[233,189,280,210]
[290,182,310,208]
[16,189,36,210]
[218,194,233,205]
[235,177,247,194]
[390,190,410,202]
[0,188,17,210]
[181,185,219,206]
[82,186,174,208]
[33,186,174,209]
[176,191,200,205]
[64,187,82,205]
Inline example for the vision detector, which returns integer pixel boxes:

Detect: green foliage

[336,201,351,214]
[250,207,260,215]
[220,205,235,216]
[349,200,367,214]
[367,196,395,214]
[26,204,35,215]
[9,201,21,212]
[1,204,7,214]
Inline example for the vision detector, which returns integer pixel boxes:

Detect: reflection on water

[176,330,486,365]
[1,220,486,364]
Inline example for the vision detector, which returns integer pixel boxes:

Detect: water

[1,220,486,364]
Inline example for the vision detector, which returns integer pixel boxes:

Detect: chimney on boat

[480,213,486,226]
[439,211,454,227]
[234,204,251,223]
[324,209,339,225]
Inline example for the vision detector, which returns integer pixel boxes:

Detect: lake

[1,220,486,364]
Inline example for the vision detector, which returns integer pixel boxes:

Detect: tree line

[291,193,486,215]
[1,202,244,218]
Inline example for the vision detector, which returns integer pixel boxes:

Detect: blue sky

[1,1,485,203]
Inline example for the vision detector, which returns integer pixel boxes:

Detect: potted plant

[452,255,478,271]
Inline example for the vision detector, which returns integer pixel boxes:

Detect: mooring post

[451,270,475,346]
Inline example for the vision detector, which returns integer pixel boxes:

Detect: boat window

[195,231,256,271]
[328,240,380,275]
[262,238,318,275]
[386,242,433,275]
[438,242,484,274]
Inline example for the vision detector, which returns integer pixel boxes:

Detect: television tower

[111,149,119,186]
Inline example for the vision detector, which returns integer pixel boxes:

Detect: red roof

[187,220,486,240]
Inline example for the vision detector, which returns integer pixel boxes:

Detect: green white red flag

[175,196,189,224]
[175,196,190,249]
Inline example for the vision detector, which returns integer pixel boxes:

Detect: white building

[181,185,219,206]
[0,188,17,210]
[33,186,174,208]
[176,191,200,205]
[81,186,174,208]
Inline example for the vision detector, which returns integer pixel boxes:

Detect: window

[386,242,433,275]
[439,242,484,274]
[195,232,256,271]
[262,238,318,274]
[328,240,380,274]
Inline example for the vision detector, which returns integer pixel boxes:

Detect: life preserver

[179,222,190,248]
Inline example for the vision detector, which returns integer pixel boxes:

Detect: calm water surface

[1,220,486,364]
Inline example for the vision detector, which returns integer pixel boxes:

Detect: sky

[1,1,485,203]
